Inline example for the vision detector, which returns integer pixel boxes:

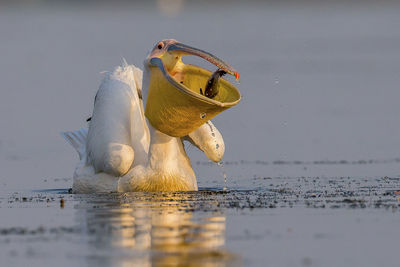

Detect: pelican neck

[147,124,192,173]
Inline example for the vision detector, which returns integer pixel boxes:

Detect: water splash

[217,161,228,191]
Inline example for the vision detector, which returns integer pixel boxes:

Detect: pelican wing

[86,64,149,177]
[184,121,225,162]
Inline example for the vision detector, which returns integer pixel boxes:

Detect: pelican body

[62,40,240,193]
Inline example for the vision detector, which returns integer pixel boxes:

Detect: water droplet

[223,172,227,190]
[200,113,206,119]
[217,161,228,191]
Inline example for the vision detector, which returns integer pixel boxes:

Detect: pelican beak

[167,42,240,80]
[144,39,241,137]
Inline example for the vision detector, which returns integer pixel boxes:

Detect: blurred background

[1,0,400,189]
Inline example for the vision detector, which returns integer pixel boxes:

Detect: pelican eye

[157,43,163,49]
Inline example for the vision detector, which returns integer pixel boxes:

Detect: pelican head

[144,39,241,137]
[145,39,239,80]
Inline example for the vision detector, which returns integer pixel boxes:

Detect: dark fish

[204,69,226,99]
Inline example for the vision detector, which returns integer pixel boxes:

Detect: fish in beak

[203,69,227,98]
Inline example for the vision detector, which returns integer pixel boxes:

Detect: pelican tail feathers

[61,128,88,161]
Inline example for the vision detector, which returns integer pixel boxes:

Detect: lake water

[1,1,400,266]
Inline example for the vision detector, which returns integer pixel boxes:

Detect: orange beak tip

[234,72,240,80]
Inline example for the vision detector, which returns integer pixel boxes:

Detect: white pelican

[62,39,240,193]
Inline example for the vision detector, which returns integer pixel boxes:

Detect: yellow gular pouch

[145,58,241,137]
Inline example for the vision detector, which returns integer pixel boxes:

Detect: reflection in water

[74,192,240,267]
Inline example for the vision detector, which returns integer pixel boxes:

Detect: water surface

[1,1,400,266]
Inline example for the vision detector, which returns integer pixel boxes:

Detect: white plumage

[62,62,225,193]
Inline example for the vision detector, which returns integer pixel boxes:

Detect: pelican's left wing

[184,121,225,162]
